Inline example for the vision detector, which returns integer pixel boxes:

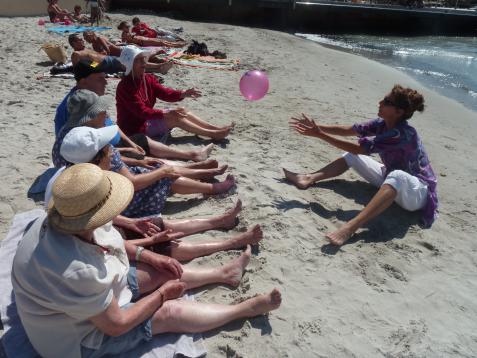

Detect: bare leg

[148,138,214,162]
[151,289,282,334]
[283,157,349,189]
[172,165,228,180]
[164,115,231,140]
[136,245,251,293]
[168,225,263,261]
[163,199,242,236]
[326,184,397,246]
[171,175,235,195]
[181,245,252,289]
[183,110,232,131]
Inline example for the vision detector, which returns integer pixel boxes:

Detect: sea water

[296,33,477,112]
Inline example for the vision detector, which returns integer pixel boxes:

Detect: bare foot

[209,127,231,140]
[242,288,282,317]
[230,224,263,248]
[184,159,218,170]
[282,168,313,190]
[220,199,243,229]
[212,174,235,194]
[214,164,228,176]
[191,144,214,162]
[221,245,252,286]
[325,225,354,246]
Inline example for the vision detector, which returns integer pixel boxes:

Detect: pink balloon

[239,70,269,101]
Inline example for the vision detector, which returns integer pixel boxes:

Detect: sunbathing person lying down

[68,34,173,75]
[118,21,186,48]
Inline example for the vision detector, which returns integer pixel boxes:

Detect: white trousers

[342,153,428,212]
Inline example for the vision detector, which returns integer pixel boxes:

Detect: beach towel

[47,25,111,34]
[150,49,238,71]
[0,210,207,358]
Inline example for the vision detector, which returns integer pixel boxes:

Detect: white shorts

[342,152,428,212]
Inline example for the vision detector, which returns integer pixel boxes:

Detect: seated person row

[116,47,233,140]
[12,162,281,358]
[52,89,236,218]
[118,21,185,48]
[55,59,214,164]
[68,34,172,75]
[48,125,264,262]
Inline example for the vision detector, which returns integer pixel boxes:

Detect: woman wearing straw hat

[51,89,236,218]
[12,163,281,358]
[116,46,234,140]
[49,125,265,261]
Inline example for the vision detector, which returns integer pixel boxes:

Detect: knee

[155,300,183,322]
[342,152,358,167]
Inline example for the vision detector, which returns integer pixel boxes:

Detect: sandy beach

[1,10,477,357]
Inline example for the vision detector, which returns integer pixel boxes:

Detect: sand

[1,10,477,358]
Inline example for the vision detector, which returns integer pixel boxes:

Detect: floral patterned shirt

[353,118,438,227]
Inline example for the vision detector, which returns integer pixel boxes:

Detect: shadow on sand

[277,179,421,254]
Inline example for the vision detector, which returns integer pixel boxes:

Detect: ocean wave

[395,66,449,78]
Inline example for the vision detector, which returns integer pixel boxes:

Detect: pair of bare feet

[201,122,235,141]
[282,168,354,246]
[191,143,214,162]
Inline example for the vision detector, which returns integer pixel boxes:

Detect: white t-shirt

[11,213,132,358]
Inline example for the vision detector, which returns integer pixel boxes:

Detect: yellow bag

[40,43,68,64]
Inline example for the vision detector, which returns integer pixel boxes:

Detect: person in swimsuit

[118,21,185,48]
[69,34,173,75]
[83,30,122,57]
[47,0,74,22]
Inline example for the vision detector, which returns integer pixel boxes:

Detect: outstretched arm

[291,114,356,136]
[290,114,365,155]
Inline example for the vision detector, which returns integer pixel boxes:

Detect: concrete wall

[0,0,87,17]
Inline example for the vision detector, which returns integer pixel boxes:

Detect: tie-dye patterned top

[353,118,438,228]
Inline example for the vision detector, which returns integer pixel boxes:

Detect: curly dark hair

[388,84,425,120]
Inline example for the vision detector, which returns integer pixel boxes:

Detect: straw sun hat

[48,163,134,233]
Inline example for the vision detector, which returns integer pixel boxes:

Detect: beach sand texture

[1,12,477,358]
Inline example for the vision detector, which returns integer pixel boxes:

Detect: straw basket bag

[40,43,68,64]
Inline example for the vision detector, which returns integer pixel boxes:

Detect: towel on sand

[47,25,111,34]
[0,210,207,358]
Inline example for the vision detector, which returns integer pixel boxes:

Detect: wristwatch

[135,246,145,261]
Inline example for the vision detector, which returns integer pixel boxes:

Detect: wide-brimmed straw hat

[48,163,134,233]
[66,89,109,129]
[119,45,151,75]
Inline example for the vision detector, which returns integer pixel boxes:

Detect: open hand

[158,280,186,301]
[149,229,185,243]
[139,157,164,170]
[289,113,321,137]
[182,88,202,99]
[148,254,183,279]
[126,218,162,237]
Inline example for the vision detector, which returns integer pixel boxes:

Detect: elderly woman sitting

[12,163,281,357]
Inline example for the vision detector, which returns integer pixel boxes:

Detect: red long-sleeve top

[116,74,184,136]
[131,23,157,38]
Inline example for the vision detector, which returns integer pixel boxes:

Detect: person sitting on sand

[54,59,214,167]
[283,85,438,246]
[47,0,74,23]
[52,89,236,218]
[12,163,281,358]
[68,34,173,75]
[72,5,89,23]
[50,125,264,261]
[83,30,122,57]
[118,21,185,48]
[116,46,234,140]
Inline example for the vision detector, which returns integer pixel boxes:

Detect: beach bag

[40,43,68,64]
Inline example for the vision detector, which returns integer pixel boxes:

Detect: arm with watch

[88,241,185,337]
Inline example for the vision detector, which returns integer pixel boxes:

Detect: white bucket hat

[119,45,151,75]
[60,125,119,164]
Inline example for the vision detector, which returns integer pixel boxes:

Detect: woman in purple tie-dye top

[283,85,437,246]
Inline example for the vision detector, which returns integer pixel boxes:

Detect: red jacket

[116,74,183,136]
[131,23,157,38]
